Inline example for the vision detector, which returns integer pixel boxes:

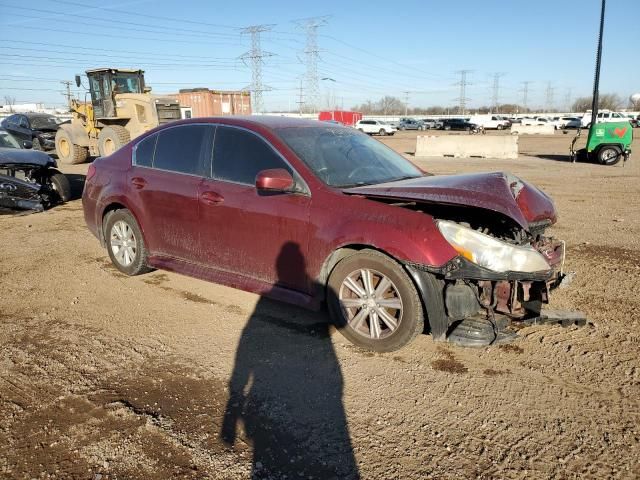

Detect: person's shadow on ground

[221,242,360,479]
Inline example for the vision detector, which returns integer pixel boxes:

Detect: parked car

[398,118,426,131]
[441,118,478,131]
[562,117,582,129]
[521,117,555,127]
[421,119,443,130]
[581,110,633,128]
[83,117,571,351]
[0,128,70,211]
[0,113,60,151]
[468,115,510,130]
[355,119,396,136]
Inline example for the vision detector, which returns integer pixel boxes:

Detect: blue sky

[1,0,638,111]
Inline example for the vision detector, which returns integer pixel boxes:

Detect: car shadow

[530,154,572,162]
[221,242,360,479]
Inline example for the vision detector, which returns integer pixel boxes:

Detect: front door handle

[200,191,224,205]
[131,177,147,189]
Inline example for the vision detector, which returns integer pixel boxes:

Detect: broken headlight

[437,220,550,273]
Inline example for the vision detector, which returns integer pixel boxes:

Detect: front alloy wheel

[327,250,424,352]
[104,209,152,275]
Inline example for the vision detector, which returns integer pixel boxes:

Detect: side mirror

[255,168,294,192]
[75,74,81,88]
[143,86,152,93]
[22,140,33,149]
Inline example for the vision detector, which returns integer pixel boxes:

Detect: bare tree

[572,93,622,112]
[3,96,16,113]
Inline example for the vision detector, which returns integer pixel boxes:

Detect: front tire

[597,145,623,166]
[327,250,424,352]
[98,125,131,156]
[55,127,88,164]
[48,170,71,203]
[379,128,386,136]
[32,137,43,150]
[104,209,152,276]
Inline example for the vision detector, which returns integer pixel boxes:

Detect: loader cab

[84,68,145,119]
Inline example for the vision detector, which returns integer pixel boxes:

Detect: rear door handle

[200,191,224,205]
[131,177,147,189]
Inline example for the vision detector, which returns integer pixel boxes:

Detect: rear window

[134,134,156,167]
[153,124,211,176]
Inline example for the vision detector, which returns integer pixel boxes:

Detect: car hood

[343,171,556,230]
[0,148,57,168]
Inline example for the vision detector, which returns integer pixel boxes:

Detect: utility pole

[240,24,274,115]
[455,70,472,115]
[520,81,532,111]
[61,80,72,105]
[491,73,505,113]
[297,78,305,116]
[403,91,410,117]
[294,16,329,114]
[545,81,555,112]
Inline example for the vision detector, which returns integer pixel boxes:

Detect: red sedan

[83,116,569,351]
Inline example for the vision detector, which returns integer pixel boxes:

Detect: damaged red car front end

[344,171,579,347]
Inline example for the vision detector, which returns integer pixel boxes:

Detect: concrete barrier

[510,124,555,135]
[415,135,519,159]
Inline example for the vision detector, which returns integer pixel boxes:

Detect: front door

[198,125,311,292]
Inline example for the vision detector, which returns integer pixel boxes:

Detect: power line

[240,24,275,114]
[60,80,72,104]
[295,16,329,113]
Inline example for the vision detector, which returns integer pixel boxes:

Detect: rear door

[198,125,311,291]
[128,124,213,262]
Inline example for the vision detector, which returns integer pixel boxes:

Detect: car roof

[172,115,343,130]
[22,113,55,118]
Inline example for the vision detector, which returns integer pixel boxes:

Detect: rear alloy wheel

[98,125,131,156]
[497,125,503,130]
[32,137,43,150]
[104,209,152,276]
[597,145,622,166]
[328,250,424,352]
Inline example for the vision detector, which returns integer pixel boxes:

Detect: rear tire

[48,170,71,203]
[55,127,88,165]
[104,209,152,276]
[32,137,43,151]
[597,145,623,166]
[327,250,424,352]
[98,125,131,156]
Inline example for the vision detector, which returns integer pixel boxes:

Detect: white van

[468,114,510,130]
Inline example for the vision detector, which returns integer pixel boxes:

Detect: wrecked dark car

[0,129,70,212]
[83,117,581,352]
[1,113,60,151]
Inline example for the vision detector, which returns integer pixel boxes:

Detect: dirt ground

[1,130,639,479]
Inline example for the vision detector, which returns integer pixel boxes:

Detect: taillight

[86,163,96,181]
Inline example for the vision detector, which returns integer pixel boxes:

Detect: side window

[153,125,211,176]
[18,116,29,128]
[213,126,290,185]
[134,134,157,167]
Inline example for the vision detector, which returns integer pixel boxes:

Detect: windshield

[276,126,422,188]
[29,116,59,130]
[0,131,21,148]
[112,74,142,94]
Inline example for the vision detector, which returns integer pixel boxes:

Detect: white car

[521,116,555,127]
[356,120,397,136]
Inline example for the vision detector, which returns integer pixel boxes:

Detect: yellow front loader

[55,68,180,164]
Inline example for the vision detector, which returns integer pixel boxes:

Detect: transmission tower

[565,87,572,112]
[403,91,410,116]
[294,16,329,113]
[520,81,532,111]
[455,70,472,115]
[240,24,274,114]
[545,81,555,112]
[491,73,505,112]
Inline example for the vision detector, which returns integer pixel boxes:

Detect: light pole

[321,77,336,110]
